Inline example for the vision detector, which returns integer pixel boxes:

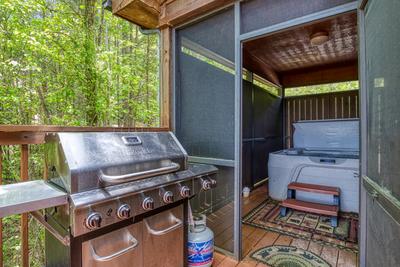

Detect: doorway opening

[240,11,359,266]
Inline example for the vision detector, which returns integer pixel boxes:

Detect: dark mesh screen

[175,8,235,160]
[240,0,353,34]
[175,7,236,253]
[242,82,283,187]
[364,1,400,265]
[365,0,400,199]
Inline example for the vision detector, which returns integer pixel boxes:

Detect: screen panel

[176,54,235,159]
[240,0,353,34]
[365,0,400,199]
[242,81,283,187]
[365,195,400,266]
[363,1,400,266]
[175,8,235,160]
[243,80,254,139]
[175,7,236,253]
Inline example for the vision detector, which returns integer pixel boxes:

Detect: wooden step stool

[280,182,340,227]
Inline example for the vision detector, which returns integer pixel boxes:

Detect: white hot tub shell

[268,119,360,213]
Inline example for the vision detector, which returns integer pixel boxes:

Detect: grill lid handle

[99,162,180,184]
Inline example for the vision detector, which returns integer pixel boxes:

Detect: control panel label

[188,240,213,266]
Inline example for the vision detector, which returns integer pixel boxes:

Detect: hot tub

[268,119,360,213]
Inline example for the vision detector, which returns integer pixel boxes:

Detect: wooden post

[20,145,29,267]
[0,146,3,267]
[160,27,171,129]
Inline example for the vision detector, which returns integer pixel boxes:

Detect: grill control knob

[117,204,131,219]
[180,186,191,198]
[201,177,217,191]
[202,179,212,191]
[142,197,155,210]
[86,212,102,230]
[163,191,174,204]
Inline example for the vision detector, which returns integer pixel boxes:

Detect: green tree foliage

[0,0,160,265]
[285,81,359,97]
[0,0,160,127]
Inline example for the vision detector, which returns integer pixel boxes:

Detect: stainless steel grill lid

[45,132,188,193]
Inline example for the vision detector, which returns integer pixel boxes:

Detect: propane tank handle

[192,214,207,232]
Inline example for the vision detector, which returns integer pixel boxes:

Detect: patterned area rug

[251,245,331,267]
[243,199,358,252]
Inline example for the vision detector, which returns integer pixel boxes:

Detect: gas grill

[1,132,217,267]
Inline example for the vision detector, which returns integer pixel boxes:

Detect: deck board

[308,241,324,255]
[337,249,358,267]
[290,238,310,250]
[212,185,358,267]
[217,256,238,267]
[272,235,293,246]
[320,246,339,266]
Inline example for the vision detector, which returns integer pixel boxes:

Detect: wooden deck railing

[0,125,168,267]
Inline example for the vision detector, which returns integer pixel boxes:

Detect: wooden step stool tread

[281,199,339,216]
[288,182,340,196]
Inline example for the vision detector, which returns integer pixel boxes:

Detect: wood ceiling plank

[243,12,358,83]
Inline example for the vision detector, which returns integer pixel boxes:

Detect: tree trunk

[83,0,98,126]
[145,35,150,112]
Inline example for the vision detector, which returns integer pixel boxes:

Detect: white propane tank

[188,214,214,267]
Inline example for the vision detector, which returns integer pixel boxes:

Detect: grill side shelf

[0,180,68,218]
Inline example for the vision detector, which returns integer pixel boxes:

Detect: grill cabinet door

[82,221,143,267]
[143,205,184,267]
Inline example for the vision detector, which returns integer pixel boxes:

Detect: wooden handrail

[0,126,169,145]
[0,125,169,132]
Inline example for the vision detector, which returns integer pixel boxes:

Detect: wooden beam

[160,27,171,128]
[110,0,234,29]
[0,132,45,145]
[112,0,160,28]
[0,127,169,145]
[280,61,358,88]
[20,145,29,267]
[159,0,234,28]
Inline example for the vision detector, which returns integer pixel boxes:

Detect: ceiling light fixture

[310,31,329,46]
